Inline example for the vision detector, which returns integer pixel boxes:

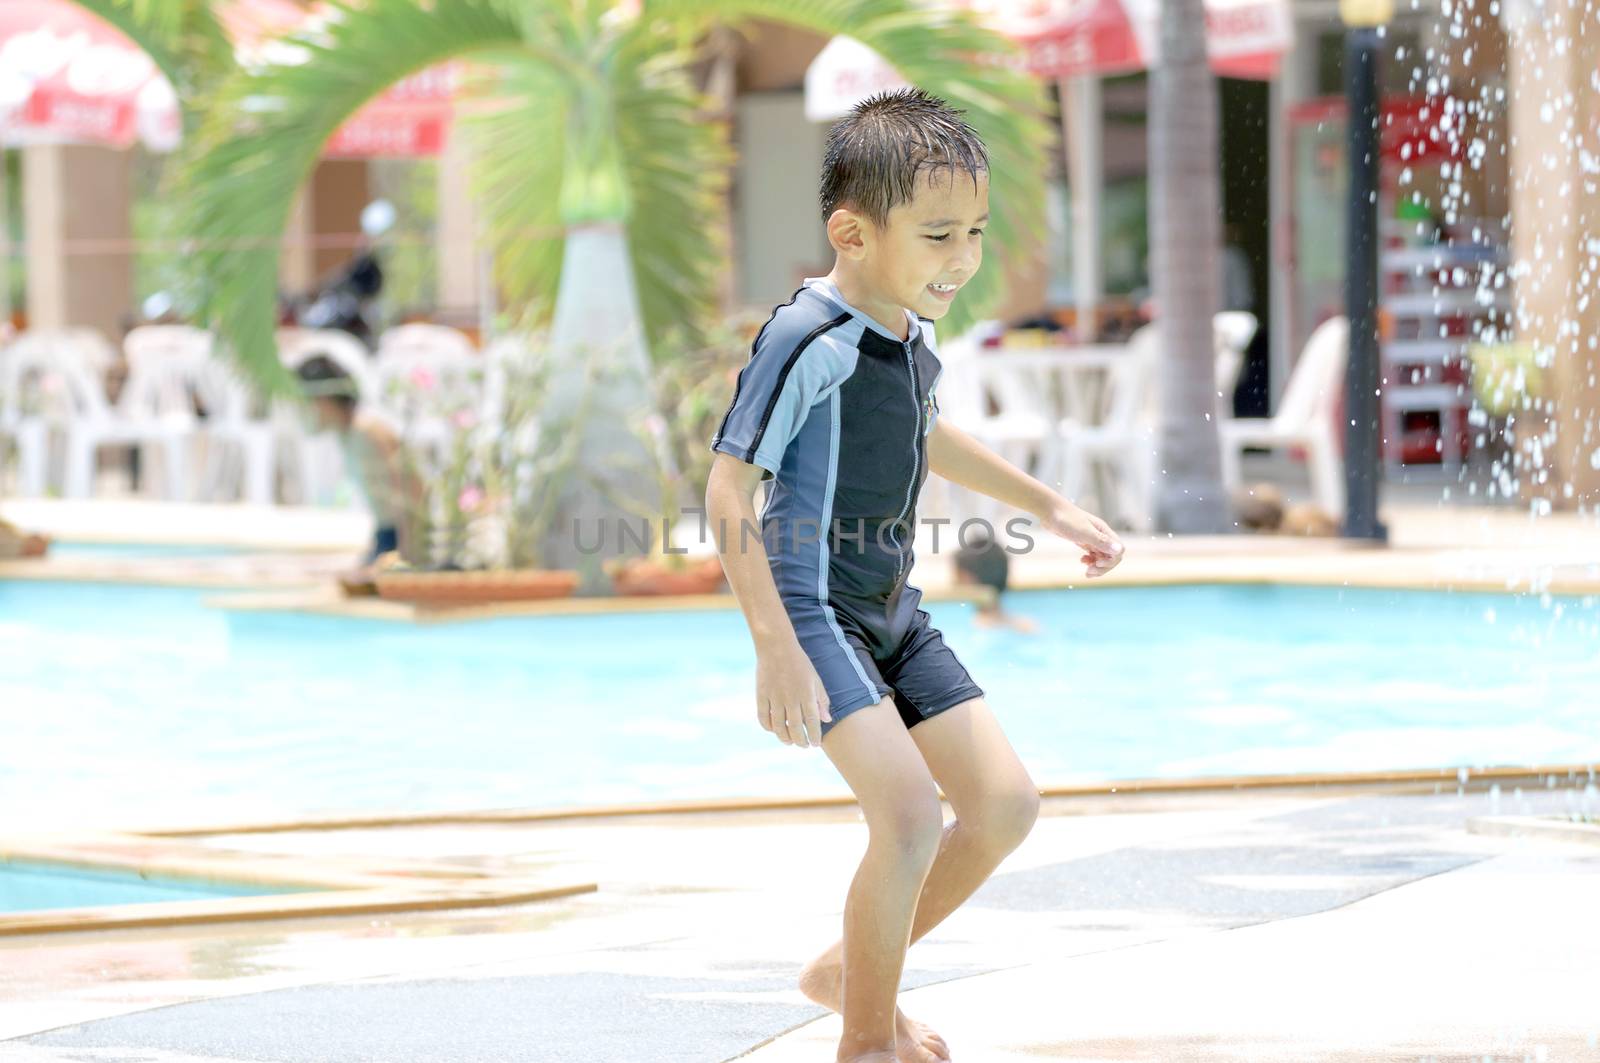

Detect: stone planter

[0,532,48,560]
[337,572,380,598]
[375,568,581,606]
[608,556,726,597]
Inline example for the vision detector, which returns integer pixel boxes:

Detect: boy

[954,531,1039,634]
[704,89,1124,1063]
[295,355,413,580]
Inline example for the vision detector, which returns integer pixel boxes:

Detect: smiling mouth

[928,283,959,295]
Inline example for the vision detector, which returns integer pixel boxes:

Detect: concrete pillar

[22,144,133,339]
[434,127,479,315]
[309,159,370,282]
[1505,0,1600,511]
[1062,75,1103,338]
[279,185,315,295]
[733,92,830,303]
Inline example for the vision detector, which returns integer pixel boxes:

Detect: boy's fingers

[1088,516,1122,552]
[802,700,823,743]
[786,703,814,747]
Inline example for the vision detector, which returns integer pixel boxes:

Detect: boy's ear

[825,208,868,260]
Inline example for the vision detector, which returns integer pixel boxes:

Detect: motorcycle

[278,198,396,349]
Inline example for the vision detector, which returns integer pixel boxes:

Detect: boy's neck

[825,265,912,342]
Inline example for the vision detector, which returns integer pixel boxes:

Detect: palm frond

[463,20,731,353]
[175,0,1048,398]
[644,0,1051,338]
[172,0,528,397]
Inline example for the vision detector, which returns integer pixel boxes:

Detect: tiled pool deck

[2,494,1597,1060]
[0,783,1596,1062]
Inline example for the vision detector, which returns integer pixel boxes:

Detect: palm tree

[1148,0,1230,533]
[171,0,1050,574]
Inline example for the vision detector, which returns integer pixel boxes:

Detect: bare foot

[801,957,951,1063]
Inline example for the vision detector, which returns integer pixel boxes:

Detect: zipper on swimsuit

[890,336,922,582]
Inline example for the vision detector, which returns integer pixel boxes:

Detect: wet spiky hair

[819,87,989,227]
[296,354,359,409]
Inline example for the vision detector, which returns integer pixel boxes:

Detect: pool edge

[0,831,596,938]
[133,761,1600,837]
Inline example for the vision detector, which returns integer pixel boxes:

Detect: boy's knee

[973,785,1040,855]
[868,790,945,866]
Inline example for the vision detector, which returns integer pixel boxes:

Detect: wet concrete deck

[2,785,1596,1062]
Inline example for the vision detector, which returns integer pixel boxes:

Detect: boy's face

[310,396,351,432]
[861,166,989,321]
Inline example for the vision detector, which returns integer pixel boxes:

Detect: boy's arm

[355,415,418,491]
[926,417,1125,578]
[355,413,423,557]
[705,452,831,748]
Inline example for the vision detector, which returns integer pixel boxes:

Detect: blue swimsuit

[711,277,984,737]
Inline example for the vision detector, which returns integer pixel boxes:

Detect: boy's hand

[755,640,832,749]
[1039,500,1125,579]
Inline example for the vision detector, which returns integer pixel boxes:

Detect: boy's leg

[802,697,1039,1020]
[902,695,1041,929]
[820,698,946,1062]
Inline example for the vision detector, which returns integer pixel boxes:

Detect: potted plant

[374,334,590,606]
[0,518,49,560]
[601,313,763,596]
[596,410,721,597]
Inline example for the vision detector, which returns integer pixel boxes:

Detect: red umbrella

[806,0,1292,117]
[957,0,1292,81]
[0,0,457,157]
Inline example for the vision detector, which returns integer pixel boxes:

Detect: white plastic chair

[1214,311,1258,399]
[278,327,376,396]
[939,321,1055,470]
[931,323,1054,529]
[372,324,483,469]
[122,326,275,504]
[1218,315,1349,518]
[1046,325,1160,532]
[374,322,476,366]
[21,331,193,500]
[0,331,117,495]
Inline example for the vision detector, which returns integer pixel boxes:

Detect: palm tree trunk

[538,221,666,585]
[1150,0,1231,534]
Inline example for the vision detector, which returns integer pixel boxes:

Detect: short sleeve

[710,324,855,476]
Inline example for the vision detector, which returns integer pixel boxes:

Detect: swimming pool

[1,580,1595,831]
[1,859,301,913]
[46,541,257,559]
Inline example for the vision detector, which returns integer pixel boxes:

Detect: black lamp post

[1341,0,1390,542]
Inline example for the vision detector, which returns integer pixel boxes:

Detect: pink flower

[452,408,477,430]
[409,365,438,391]
[457,485,485,512]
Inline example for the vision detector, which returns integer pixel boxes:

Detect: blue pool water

[1,580,1595,831]
[1,860,302,913]
[47,541,255,559]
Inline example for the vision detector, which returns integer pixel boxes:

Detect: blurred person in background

[296,355,415,586]
[954,530,1038,633]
